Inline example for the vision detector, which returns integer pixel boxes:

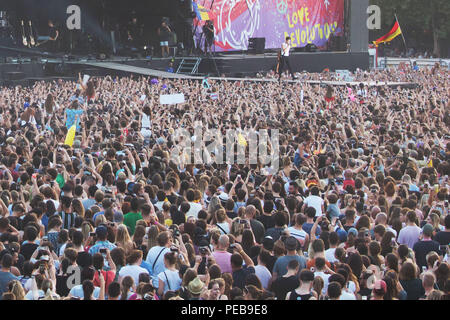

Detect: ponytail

[120,276,134,300]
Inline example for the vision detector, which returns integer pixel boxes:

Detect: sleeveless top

[288,290,313,301]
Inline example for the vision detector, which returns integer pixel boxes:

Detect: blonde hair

[81,221,94,241]
[198,178,209,194]
[426,290,444,300]
[9,280,25,300]
[116,224,133,254]
[95,214,107,227]
[230,218,244,238]
[72,199,85,218]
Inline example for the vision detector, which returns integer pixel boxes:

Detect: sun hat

[187,277,204,295]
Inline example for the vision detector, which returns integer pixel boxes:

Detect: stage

[0,51,418,89]
[0,46,370,84]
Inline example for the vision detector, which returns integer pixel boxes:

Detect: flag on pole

[373,19,403,47]
[192,1,210,21]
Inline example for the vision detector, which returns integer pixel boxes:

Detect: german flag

[373,20,402,47]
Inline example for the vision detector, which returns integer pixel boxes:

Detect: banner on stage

[160,94,185,105]
[193,0,344,52]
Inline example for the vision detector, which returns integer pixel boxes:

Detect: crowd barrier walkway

[79,61,417,88]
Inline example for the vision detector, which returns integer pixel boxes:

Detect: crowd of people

[0,62,448,301]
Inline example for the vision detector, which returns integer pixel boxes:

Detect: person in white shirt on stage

[278,36,297,81]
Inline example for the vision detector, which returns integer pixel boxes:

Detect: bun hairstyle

[164,251,177,265]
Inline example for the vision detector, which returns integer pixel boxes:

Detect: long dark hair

[44,94,54,114]
[120,276,134,300]
[86,81,95,99]
[82,280,94,300]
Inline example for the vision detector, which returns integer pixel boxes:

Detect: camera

[39,262,46,274]
[199,247,209,255]
[99,248,107,254]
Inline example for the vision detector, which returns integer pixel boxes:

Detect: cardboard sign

[160,94,185,105]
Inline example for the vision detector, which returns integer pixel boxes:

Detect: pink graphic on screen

[193,0,345,52]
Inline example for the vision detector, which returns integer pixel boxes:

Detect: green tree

[370,0,450,57]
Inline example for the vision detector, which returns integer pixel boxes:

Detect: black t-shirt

[128,22,142,39]
[226,211,237,220]
[358,287,372,300]
[166,194,178,204]
[413,240,440,270]
[250,219,265,244]
[262,254,278,274]
[202,24,214,39]
[265,227,284,242]
[49,26,57,39]
[400,279,425,300]
[433,231,450,246]
[270,275,300,300]
[257,214,275,230]
[20,243,39,261]
[56,274,70,297]
[232,266,255,290]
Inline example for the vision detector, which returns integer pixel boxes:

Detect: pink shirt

[212,250,232,274]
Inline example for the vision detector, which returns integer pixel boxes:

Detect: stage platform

[1,44,369,76]
[0,46,418,88]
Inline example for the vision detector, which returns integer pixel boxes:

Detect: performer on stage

[203,20,214,55]
[278,36,297,81]
[46,20,59,52]
[127,16,143,48]
[158,20,172,58]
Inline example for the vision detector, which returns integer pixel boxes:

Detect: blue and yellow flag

[193,1,210,21]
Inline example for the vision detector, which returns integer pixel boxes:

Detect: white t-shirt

[142,114,152,129]
[69,285,100,299]
[339,290,357,300]
[25,289,44,300]
[146,246,171,287]
[347,281,356,293]
[287,227,307,246]
[281,42,291,56]
[325,248,338,263]
[304,195,324,216]
[254,265,272,290]
[154,201,165,212]
[314,271,330,295]
[157,269,182,294]
[216,222,230,235]
[119,264,149,286]
[186,202,202,219]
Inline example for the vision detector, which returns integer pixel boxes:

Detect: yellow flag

[64,124,76,147]
[238,133,247,147]
[428,158,433,168]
